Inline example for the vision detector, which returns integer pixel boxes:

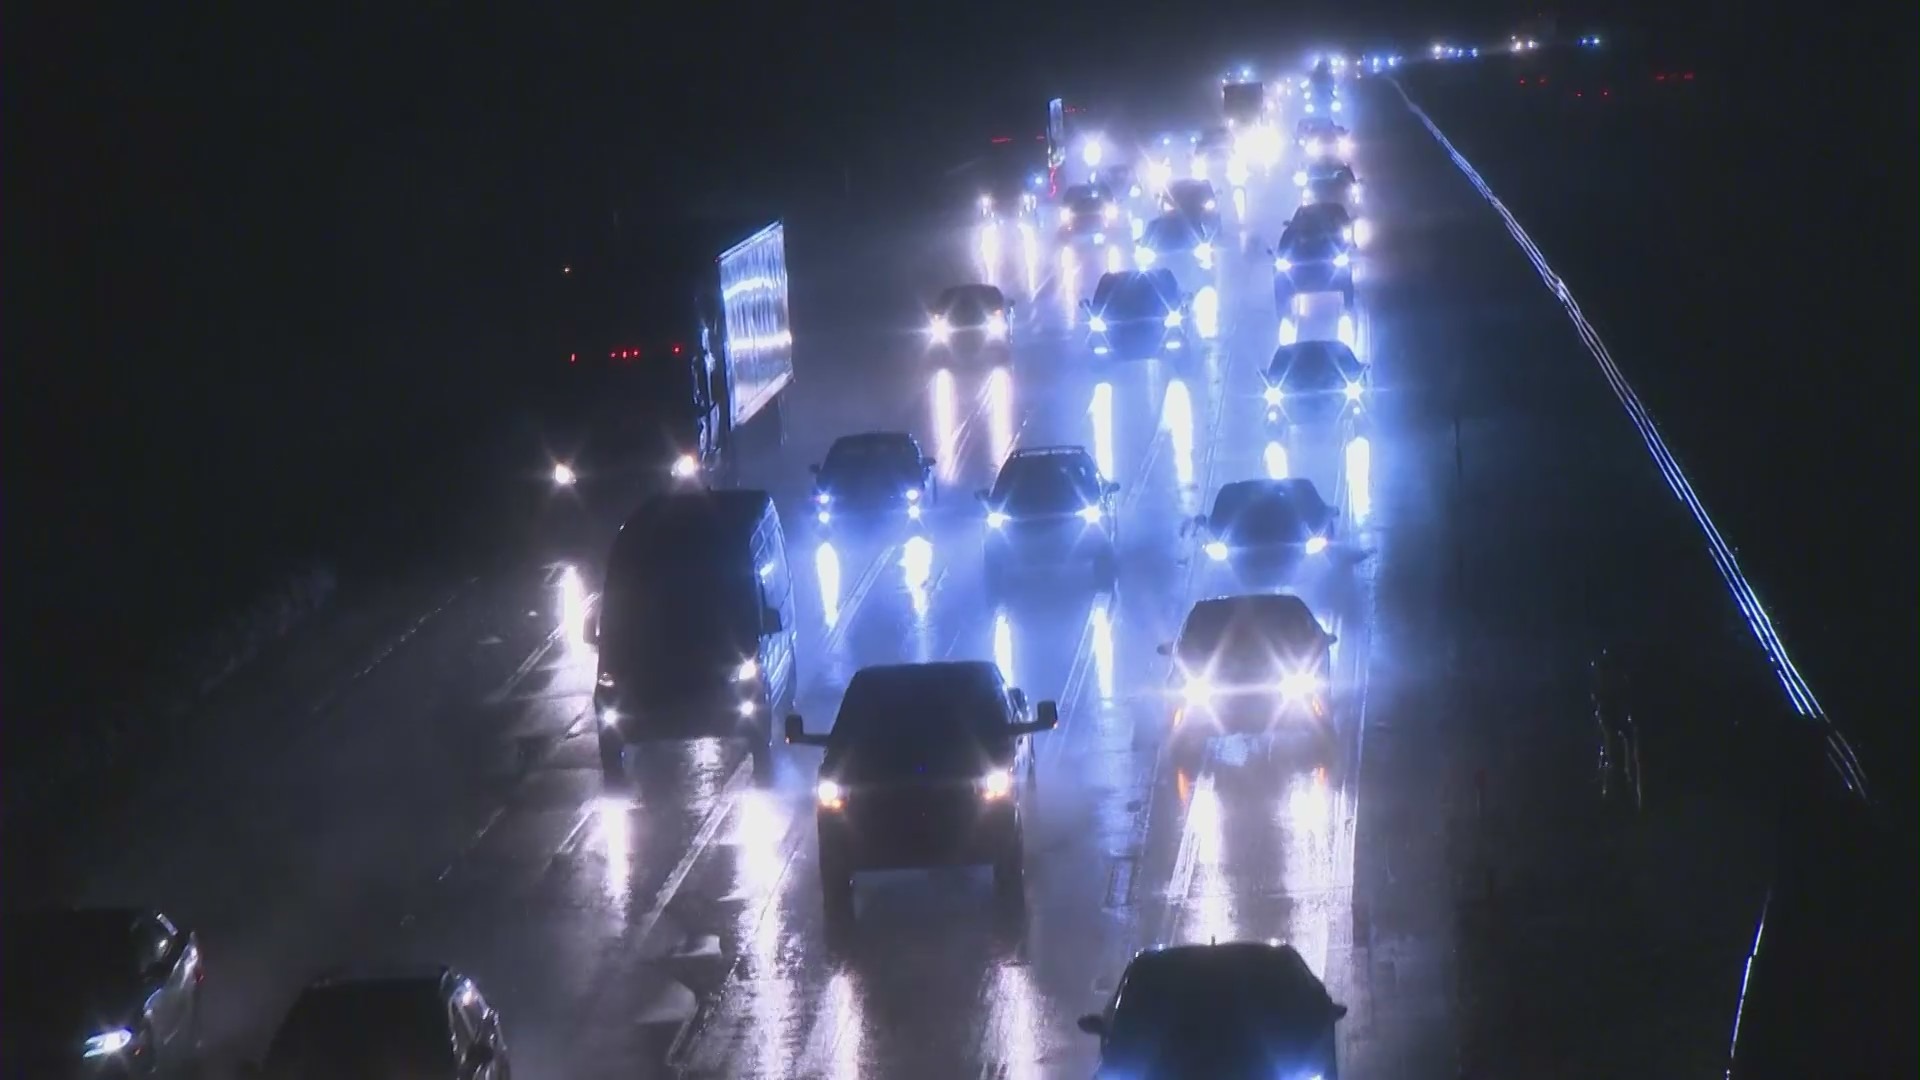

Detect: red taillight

[1518,78,1527,85]
[569,352,577,364]
[1602,88,1612,97]
[1575,91,1584,98]
[1655,73,1666,81]
[672,343,683,355]
[1683,71,1695,81]
[990,135,1012,144]
[1537,76,1548,85]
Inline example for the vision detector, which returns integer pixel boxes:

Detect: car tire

[597,729,626,782]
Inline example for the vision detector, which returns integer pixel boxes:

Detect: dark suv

[1158,592,1338,765]
[786,661,1059,915]
[977,445,1121,585]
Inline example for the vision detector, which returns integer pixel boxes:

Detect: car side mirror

[1078,298,1093,312]
[762,605,784,634]
[1324,632,1339,646]
[1103,481,1120,495]
[1191,513,1208,530]
[1331,1002,1350,1021]
[923,457,937,469]
[1076,1013,1107,1036]
[1156,642,1173,657]
[1033,700,1059,731]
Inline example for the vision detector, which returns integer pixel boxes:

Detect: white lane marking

[1388,78,1869,799]
[490,624,565,703]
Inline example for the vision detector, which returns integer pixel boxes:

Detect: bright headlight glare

[1181,676,1214,704]
[986,510,1009,529]
[1264,385,1284,405]
[978,768,1014,800]
[1103,204,1118,222]
[1279,670,1323,697]
[83,1029,134,1058]
[905,487,922,503]
[1088,315,1108,333]
[1294,170,1308,186]
[1344,381,1363,401]
[1205,540,1230,561]
[815,491,832,505]
[1164,311,1183,328]
[1192,242,1214,260]
[551,462,576,487]
[1333,252,1351,268]
[1305,535,1330,555]
[1135,246,1156,265]
[1204,198,1217,210]
[1061,208,1075,224]
[985,312,1008,337]
[1078,505,1104,524]
[816,779,845,809]
[671,453,699,479]
[1275,257,1292,272]
[735,658,758,682]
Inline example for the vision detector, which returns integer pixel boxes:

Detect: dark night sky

[0,0,1893,701]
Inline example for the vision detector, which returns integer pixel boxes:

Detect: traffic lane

[666,202,1306,1078]
[349,241,1212,1079]
[1335,79,1787,1073]
[1387,70,1913,760]
[47,213,1009,1066]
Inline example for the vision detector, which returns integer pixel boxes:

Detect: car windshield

[1293,205,1350,230]
[265,986,456,1077]
[1211,485,1313,543]
[1272,344,1360,389]
[937,286,1003,322]
[1178,598,1322,659]
[829,668,1009,780]
[1099,275,1173,319]
[823,438,920,487]
[992,460,1098,514]
[1169,181,1213,206]
[1144,218,1203,251]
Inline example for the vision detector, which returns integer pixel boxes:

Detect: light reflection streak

[824,972,867,1079]
[983,965,1045,1080]
[1090,600,1115,700]
[734,790,793,1074]
[591,796,634,909]
[1183,775,1239,943]
[931,369,960,479]
[1104,242,1124,275]
[1279,769,1341,980]
[977,222,1001,279]
[1059,248,1080,320]
[1193,286,1220,340]
[987,366,1014,466]
[1264,441,1290,479]
[901,535,934,620]
[558,564,589,651]
[1161,379,1195,488]
[1019,222,1039,294]
[1345,436,1372,521]
[993,610,1015,685]
[1089,382,1116,478]
[815,541,843,627]
[1233,186,1248,219]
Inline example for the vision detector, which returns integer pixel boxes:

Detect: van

[587,489,797,779]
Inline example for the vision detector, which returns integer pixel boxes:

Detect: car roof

[620,488,771,535]
[830,431,916,450]
[1292,202,1352,225]
[1189,592,1318,624]
[1004,444,1093,470]
[937,283,1005,306]
[1269,340,1362,375]
[1170,178,1215,194]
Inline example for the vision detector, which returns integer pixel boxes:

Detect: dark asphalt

[20,78,1862,1078]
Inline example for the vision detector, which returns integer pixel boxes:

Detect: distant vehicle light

[816,779,845,809]
[1294,170,1309,186]
[1164,311,1184,328]
[1079,505,1104,524]
[929,314,951,343]
[905,487,922,503]
[815,491,832,505]
[1135,246,1157,266]
[986,510,1010,529]
[1333,252,1351,268]
[551,462,577,487]
[1203,198,1218,211]
[985,312,1009,338]
[1275,257,1293,272]
[1103,203,1119,222]
[1205,541,1231,561]
[1305,535,1330,557]
[1088,315,1108,333]
[1345,381,1364,402]
[1264,386,1284,406]
[1193,242,1214,261]
[670,453,699,480]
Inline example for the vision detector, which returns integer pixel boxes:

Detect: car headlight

[816,779,845,810]
[1163,311,1183,328]
[1078,505,1104,524]
[1305,535,1330,555]
[1181,676,1214,705]
[1338,136,1354,154]
[735,657,759,682]
[986,510,1009,529]
[1264,385,1284,406]
[929,315,951,342]
[1204,198,1217,211]
[83,1029,134,1058]
[815,491,832,505]
[1351,183,1363,203]
[1103,204,1118,222]
[671,453,699,480]
[1279,671,1324,698]
[597,671,616,689]
[1192,242,1214,260]
[1344,381,1363,402]
[551,462,577,487]
[1333,252,1351,268]
[1061,208,1075,225]
[1088,315,1108,333]
[1294,170,1308,186]
[1301,188,1316,204]
[979,194,993,211]
[1332,100,1343,113]
[1205,540,1230,561]
[978,768,1014,801]
[816,510,831,524]
[905,487,922,503]
[1341,225,1353,241]
[985,312,1009,338]
[1275,257,1292,272]
[1134,245,1156,265]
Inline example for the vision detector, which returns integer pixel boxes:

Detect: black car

[809,432,937,531]
[1302,165,1361,210]
[1084,269,1193,359]
[1296,120,1352,159]
[927,284,1014,358]
[2,908,204,1078]
[977,445,1120,584]
[1133,216,1217,292]
[1264,340,1368,429]
[255,968,510,1080]
[1272,222,1355,310]
[1191,478,1339,567]
[1162,179,1221,235]
[1059,182,1120,241]
[1079,942,1348,1079]
[1158,593,1337,762]
[786,661,1059,913]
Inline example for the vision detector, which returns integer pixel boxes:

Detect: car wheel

[597,729,625,782]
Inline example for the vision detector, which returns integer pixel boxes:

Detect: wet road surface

[35,81,1797,1077]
